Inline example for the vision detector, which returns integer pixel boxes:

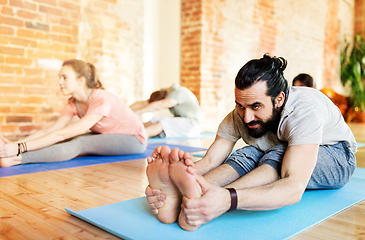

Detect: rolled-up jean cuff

[259,160,281,176]
[225,160,247,176]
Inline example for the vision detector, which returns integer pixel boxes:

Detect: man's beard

[246,106,281,138]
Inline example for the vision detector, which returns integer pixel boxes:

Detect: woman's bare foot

[169,148,202,231]
[0,155,21,167]
[146,146,182,224]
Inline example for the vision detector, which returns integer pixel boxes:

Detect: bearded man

[145,54,357,231]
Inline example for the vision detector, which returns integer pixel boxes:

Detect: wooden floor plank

[0,122,364,239]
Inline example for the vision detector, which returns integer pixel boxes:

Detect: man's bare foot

[146,146,182,224]
[169,148,202,231]
[0,156,21,168]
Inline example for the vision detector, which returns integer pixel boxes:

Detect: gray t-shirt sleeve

[279,102,324,146]
[280,87,357,153]
[217,109,242,142]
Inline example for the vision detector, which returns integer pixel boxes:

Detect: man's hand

[181,174,231,227]
[145,185,166,214]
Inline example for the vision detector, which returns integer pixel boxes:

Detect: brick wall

[181,0,355,132]
[254,0,276,55]
[323,0,340,88]
[0,0,359,138]
[180,0,202,102]
[355,0,365,34]
[0,0,144,139]
[199,0,226,131]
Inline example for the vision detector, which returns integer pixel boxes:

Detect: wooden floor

[1,123,365,239]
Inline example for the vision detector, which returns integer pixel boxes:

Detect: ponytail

[85,63,103,89]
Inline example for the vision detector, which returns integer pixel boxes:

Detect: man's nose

[243,109,255,123]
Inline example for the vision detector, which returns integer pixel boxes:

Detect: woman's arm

[133,98,178,115]
[19,116,73,143]
[130,100,148,112]
[25,114,103,151]
[0,114,103,157]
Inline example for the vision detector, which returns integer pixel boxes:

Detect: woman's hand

[0,142,18,157]
[0,136,10,144]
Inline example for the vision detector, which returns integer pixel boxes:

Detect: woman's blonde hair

[62,59,104,89]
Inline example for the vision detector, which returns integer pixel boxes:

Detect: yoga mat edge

[65,207,132,240]
[65,168,365,240]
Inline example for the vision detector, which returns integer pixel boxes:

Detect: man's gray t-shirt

[217,86,357,153]
[167,84,202,125]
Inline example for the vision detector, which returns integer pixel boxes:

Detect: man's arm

[182,144,319,227]
[194,135,236,175]
[234,144,318,210]
[132,98,178,115]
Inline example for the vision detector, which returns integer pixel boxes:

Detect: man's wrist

[226,188,238,212]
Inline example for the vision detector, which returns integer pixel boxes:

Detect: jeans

[225,141,356,189]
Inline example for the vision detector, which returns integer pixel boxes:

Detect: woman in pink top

[0,59,147,167]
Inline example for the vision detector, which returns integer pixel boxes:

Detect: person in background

[130,84,202,138]
[0,59,147,167]
[292,73,315,88]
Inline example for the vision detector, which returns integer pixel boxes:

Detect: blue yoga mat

[147,132,216,144]
[66,167,365,240]
[0,144,207,177]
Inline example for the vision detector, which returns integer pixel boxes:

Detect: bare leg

[143,121,153,128]
[169,148,202,231]
[0,156,22,167]
[144,122,163,138]
[146,146,182,224]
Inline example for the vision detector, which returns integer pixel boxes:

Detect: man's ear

[275,91,285,108]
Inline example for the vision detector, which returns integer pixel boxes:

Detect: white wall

[144,0,181,97]
[142,0,181,120]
